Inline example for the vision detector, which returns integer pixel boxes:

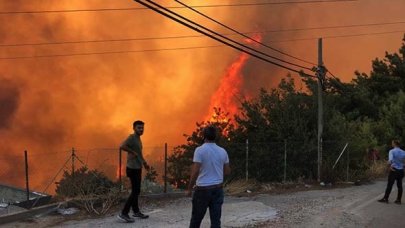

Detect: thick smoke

[0,79,20,129]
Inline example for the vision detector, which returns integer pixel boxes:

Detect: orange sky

[1,0,405,190]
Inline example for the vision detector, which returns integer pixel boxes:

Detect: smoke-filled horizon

[1,0,404,190]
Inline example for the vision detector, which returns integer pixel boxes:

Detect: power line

[1,29,403,60]
[0,45,224,60]
[140,0,314,72]
[145,0,315,71]
[175,0,316,66]
[2,20,404,48]
[270,30,405,43]
[261,21,405,34]
[0,0,358,14]
[134,0,315,76]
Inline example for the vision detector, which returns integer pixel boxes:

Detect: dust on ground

[4,179,405,228]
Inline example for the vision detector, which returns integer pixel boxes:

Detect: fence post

[164,143,167,193]
[24,150,30,202]
[119,148,123,190]
[71,147,75,177]
[246,139,249,181]
[284,140,287,183]
[346,147,349,181]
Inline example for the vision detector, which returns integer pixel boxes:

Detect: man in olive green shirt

[118,120,149,223]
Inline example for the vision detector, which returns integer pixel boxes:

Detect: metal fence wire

[0,140,363,199]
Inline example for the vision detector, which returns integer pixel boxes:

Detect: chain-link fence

[0,145,174,199]
[0,140,368,205]
[225,140,363,184]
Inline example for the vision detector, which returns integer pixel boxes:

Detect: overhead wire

[0,0,358,14]
[175,0,316,66]
[269,29,405,43]
[1,29,403,60]
[135,0,315,76]
[0,44,224,60]
[1,21,404,48]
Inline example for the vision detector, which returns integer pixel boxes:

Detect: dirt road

[6,180,405,227]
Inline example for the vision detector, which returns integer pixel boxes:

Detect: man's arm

[224,163,231,176]
[186,162,201,196]
[120,145,137,156]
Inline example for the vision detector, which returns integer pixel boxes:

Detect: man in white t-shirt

[378,139,405,204]
[187,126,231,228]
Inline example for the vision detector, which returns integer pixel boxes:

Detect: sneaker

[117,213,135,223]
[394,200,401,205]
[378,198,388,203]
[133,212,149,219]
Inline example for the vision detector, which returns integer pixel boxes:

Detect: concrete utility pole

[317,38,326,182]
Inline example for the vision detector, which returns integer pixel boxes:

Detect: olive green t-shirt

[121,134,145,169]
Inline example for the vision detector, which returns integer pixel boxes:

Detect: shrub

[55,167,120,215]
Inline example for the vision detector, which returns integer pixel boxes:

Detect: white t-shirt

[193,142,229,186]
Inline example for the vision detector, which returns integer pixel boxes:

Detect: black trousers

[383,168,404,201]
[122,167,142,215]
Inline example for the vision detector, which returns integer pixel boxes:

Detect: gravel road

[5,179,405,227]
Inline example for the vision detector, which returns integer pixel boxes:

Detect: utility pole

[317,38,326,182]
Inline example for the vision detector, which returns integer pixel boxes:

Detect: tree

[234,75,318,181]
[167,35,405,184]
[167,108,235,189]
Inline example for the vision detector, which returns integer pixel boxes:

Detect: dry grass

[225,179,319,196]
[366,160,388,179]
[225,179,260,195]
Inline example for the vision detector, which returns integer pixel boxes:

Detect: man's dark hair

[393,139,401,147]
[203,126,217,141]
[133,120,144,128]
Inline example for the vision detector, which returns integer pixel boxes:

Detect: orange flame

[205,34,262,122]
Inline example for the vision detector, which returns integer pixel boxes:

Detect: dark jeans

[189,187,224,228]
[122,167,142,215]
[383,168,404,201]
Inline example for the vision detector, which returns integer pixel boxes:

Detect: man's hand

[143,162,150,170]
[186,188,193,197]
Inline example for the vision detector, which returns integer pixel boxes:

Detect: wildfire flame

[205,34,262,122]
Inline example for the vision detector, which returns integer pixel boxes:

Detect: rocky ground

[4,179,405,227]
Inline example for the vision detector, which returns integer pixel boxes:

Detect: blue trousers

[189,187,224,228]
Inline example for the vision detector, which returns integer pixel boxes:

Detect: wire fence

[0,140,372,202]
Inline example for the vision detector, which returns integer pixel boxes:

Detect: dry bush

[56,167,121,215]
[74,186,121,215]
[366,160,388,179]
[225,179,259,195]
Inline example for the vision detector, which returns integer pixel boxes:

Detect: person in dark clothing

[117,120,150,223]
[378,140,405,204]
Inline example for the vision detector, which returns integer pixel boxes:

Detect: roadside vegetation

[52,36,404,215]
[167,36,405,188]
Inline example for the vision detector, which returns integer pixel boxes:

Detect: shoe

[394,200,401,205]
[133,212,149,219]
[117,213,135,223]
[378,198,388,203]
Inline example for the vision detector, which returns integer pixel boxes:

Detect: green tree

[167,108,235,189]
[234,76,318,181]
